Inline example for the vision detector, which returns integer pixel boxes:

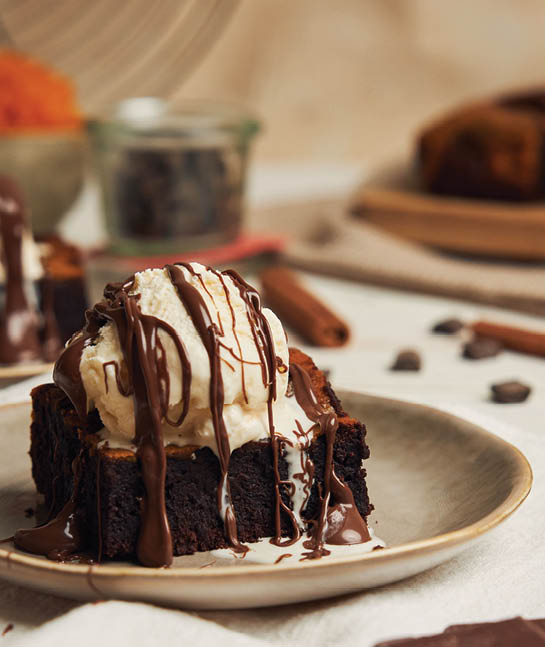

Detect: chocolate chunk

[432,318,464,334]
[375,617,545,646]
[390,350,421,371]
[491,380,531,403]
[462,337,502,359]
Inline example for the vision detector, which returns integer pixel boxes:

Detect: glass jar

[87,98,260,256]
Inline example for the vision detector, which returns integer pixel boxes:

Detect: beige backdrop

[179,0,545,164]
[5,0,545,166]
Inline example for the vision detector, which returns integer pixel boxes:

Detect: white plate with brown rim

[0,391,532,610]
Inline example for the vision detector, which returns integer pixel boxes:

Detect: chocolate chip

[390,350,421,371]
[491,381,531,403]
[462,337,502,359]
[24,507,34,518]
[432,318,464,334]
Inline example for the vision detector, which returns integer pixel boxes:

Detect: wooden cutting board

[351,160,545,261]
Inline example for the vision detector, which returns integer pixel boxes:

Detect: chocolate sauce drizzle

[289,363,370,559]
[0,177,41,364]
[15,263,370,566]
[225,270,301,547]
[0,177,63,364]
[166,264,245,553]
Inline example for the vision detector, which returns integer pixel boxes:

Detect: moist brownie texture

[29,347,371,560]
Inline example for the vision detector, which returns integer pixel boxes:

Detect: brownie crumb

[463,337,502,359]
[24,507,34,518]
[2,623,13,637]
[432,318,464,334]
[491,381,531,403]
[390,350,421,371]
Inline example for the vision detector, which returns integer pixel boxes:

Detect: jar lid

[87,97,260,149]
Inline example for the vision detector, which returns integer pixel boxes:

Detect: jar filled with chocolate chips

[88,98,260,255]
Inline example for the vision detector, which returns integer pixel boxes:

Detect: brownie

[37,235,88,343]
[29,348,372,560]
[417,89,545,201]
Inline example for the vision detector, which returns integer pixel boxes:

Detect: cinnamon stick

[471,320,545,357]
[260,266,350,347]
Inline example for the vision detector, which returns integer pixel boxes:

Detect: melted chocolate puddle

[14,454,85,559]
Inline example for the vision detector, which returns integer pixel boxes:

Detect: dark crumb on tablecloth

[432,318,464,334]
[462,337,503,359]
[23,507,34,518]
[2,623,13,637]
[491,381,532,403]
[390,349,421,371]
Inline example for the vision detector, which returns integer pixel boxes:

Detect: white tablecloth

[1,275,545,646]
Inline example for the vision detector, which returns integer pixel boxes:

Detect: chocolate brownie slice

[28,347,371,560]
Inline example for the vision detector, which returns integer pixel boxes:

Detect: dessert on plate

[15,263,375,566]
[0,177,87,365]
[418,88,545,201]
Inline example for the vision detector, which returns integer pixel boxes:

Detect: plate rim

[0,362,53,379]
[0,393,533,580]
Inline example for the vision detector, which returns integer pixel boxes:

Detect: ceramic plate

[0,392,532,609]
[0,363,53,387]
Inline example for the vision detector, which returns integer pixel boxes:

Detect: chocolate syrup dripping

[211,268,248,404]
[53,310,103,419]
[40,278,63,362]
[289,363,370,559]
[166,264,246,553]
[224,270,301,546]
[274,553,293,564]
[102,360,131,396]
[221,356,235,372]
[14,454,86,560]
[122,296,173,567]
[291,419,315,513]
[86,565,104,598]
[43,276,195,566]
[224,270,269,388]
[217,339,261,366]
[0,177,41,364]
[183,262,224,336]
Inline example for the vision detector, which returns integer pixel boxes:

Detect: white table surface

[1,165,545,645]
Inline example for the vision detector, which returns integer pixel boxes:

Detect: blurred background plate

[351,159,545,261]
[0,362,53,388]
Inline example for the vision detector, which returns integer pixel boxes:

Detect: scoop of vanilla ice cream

[80,263,294,452]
